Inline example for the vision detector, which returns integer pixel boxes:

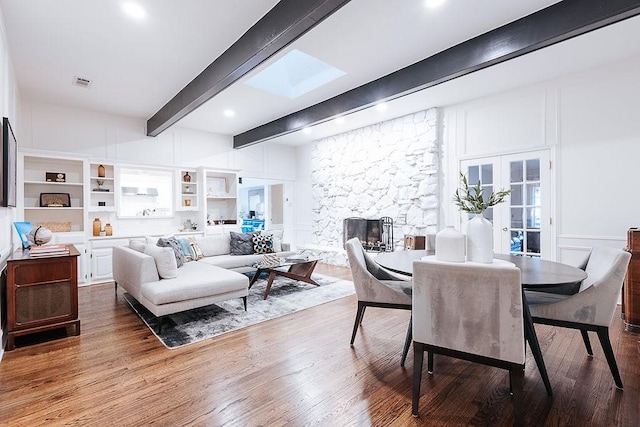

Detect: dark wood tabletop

[375,250,587,288]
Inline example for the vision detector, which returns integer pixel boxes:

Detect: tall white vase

[466,213,493,263]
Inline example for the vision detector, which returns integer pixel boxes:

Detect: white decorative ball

[28,226,53,246]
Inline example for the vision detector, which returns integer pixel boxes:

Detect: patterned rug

[123,273,355,349]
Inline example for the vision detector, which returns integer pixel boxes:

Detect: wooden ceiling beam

[234,0,640,148]
[146,0,351,137]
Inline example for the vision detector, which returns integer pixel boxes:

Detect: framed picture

[39,193,71,207]
[1,117,17,207]
[208,177,227,196]
[46,172,66,182]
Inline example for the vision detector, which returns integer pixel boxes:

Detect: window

[118,167,174,218]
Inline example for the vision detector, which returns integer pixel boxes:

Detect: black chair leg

[242,296,247,311]
[114,282,118,297]
[412,342,425,417]
[401,316,412,367]
[596,326,623,389]
[359,306,366,325]
[510,365,525,426]
[427,351,434,374]
[350,302,366,346]
[509,371,513,395]
[580,329,593,356]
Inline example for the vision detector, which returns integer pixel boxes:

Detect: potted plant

[453,172,511,263]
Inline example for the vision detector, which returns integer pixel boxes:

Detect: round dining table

[375,250,587,288]
[374,250,587,396]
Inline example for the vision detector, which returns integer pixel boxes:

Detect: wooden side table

[5,244,81,350]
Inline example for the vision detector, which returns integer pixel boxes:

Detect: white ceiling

[3,0,640,147]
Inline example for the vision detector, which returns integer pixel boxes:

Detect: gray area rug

[123,273,355,349]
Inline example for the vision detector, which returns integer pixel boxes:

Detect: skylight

[244,49,346,99]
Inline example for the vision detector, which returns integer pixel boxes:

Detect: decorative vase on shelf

[183,172,191,183]
[104,223,113,236]
[97,164,105,178]
[466,213,493,263]
[92,218,102,237]
[435,226,465,262]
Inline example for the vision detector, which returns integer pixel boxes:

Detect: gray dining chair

[345,238,413,365]
[411,258,525,424]
[525,246,631,389]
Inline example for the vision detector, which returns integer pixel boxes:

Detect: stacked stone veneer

[310,108,440,255]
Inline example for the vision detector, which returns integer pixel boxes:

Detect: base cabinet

[89,239,129,284]
[91,247,113,283]
[5,245,81,350]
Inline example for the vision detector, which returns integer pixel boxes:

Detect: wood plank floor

[1,263,639,426]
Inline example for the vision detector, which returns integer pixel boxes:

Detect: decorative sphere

[28,226,53,246]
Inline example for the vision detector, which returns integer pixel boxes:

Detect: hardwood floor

[1,263,639,426]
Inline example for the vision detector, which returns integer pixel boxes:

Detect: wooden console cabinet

[5,244,81,350]
[624,228,640,332]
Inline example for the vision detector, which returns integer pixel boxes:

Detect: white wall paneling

[442,54,640,259]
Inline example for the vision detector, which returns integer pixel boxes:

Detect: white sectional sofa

[112,232,294,330]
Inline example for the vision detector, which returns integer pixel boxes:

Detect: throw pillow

[177,237,195,261]
[143,245,178,279]
[157,237,186,268]
[195,234,231,257]
[129,240,146,253]
[253,234,274,254]
[261,229,284,252]
[188,236,204,260]
[230,231,255,255]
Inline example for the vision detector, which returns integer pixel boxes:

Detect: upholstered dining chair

[345,238,413,364]
[411,258,525,424]
[525,246,631,389]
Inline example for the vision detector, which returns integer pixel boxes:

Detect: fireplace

[343,217,394,252]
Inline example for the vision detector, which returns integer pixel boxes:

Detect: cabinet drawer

[12,260,73,284]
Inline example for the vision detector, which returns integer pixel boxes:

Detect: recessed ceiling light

[224,109,235,117]
[335,117,345,125]
[375,102,388,112]
[302,127,312,134]
[425,0,446,9]
[122,2,146,20]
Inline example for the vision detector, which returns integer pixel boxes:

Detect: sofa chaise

[112,231,294,330]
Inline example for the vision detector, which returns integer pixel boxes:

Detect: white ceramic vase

[466,213,493,263]
[435,226,465,262]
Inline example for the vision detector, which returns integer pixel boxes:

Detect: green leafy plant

[453,172,512,214]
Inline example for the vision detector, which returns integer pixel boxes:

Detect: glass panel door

[460,150,550,258]
[508,158,543,256]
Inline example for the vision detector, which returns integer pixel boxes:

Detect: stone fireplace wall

[310,108,440,250]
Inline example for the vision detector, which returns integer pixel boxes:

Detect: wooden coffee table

[248,258,319,300]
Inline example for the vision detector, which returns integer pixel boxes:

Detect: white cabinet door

[91,247,113,283]
[75,244,88,285]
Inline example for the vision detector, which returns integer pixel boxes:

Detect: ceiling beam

[146,0,352,137]
[234,0,640,148]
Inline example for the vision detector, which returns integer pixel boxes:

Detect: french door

[460,150,551,258]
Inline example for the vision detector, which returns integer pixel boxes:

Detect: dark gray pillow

[157,236,186,267]
[230,231,255,255]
